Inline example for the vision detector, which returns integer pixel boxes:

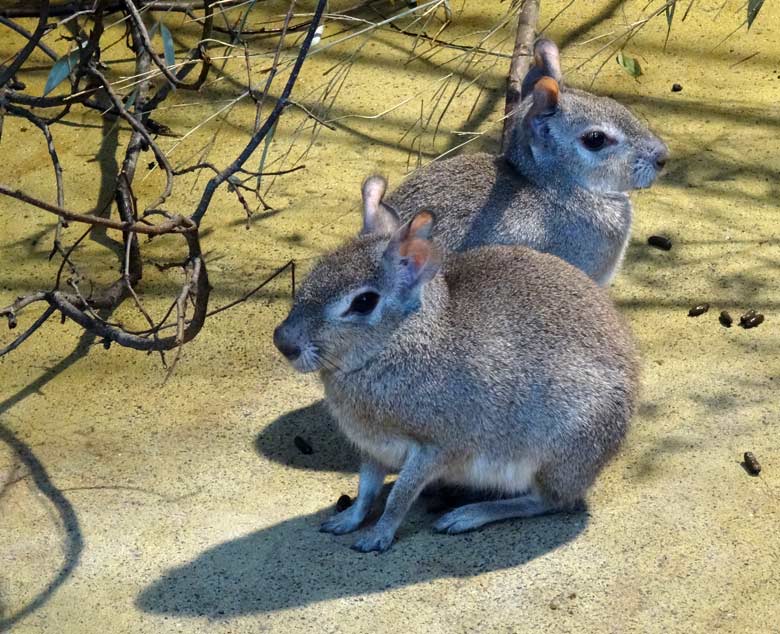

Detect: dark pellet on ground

[672,83,683,92]
[648,235,672,250]
[688,303,709,317]
[719,311,733,327]
[741,314,764,329]
[293,435,313,455]
[743,452,761,476]
[336,494,353,512]
[739,309,757,326]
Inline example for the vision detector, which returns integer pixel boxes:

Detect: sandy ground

[1,1,779,632]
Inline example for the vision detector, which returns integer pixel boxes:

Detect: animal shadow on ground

[136,401,588,616]
[255,400,358,474]
[136,499,587,616]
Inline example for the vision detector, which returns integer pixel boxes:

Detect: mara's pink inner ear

[521,39,563,100]
[527,76,559,119]
[384,210,437,274]
[407,210,434,239]
[399,238,441,278]
[403,211,435,240]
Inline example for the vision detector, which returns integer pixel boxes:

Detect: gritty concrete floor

[1,1,779,632]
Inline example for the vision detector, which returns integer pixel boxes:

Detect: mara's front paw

[319,507,365,535]
[350,526,395,553]
[433,505,487,534]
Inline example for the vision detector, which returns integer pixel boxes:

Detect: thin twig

[501,0,540,152]
[0,185,195,235]
[0,307,56,357]
[0,1,50,89]
[0,17,58,60]
[191,0,328,224]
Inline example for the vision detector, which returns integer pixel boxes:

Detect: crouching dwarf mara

[274,208,638,553]
[368,38,669,286]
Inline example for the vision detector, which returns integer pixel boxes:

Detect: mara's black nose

[273,324,300,360]
[654,144,669,170]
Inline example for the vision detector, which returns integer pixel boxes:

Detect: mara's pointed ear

[384,211,441,291]
[405,208,435,241]
[360,174,400,236]
[520,38,562,100]
[523,76,560,138]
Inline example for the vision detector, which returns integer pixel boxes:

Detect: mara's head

[507,39,669,193]
[273,200,440,374]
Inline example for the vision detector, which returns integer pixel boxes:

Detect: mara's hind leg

[432,457,596,535]
[433,489,560,534]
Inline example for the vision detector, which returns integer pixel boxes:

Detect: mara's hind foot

[433,491,562,534]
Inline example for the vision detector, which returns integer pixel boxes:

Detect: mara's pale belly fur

[447,455,537,494]
[336,414,537,494]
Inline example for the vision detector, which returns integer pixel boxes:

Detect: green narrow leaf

[124,86,139,111]
[664,2,675,49]
[616,51,643,78]
[43,49,80,96]
[255,120,278,193]
[234,0,259,42]
[160,23,175,67]
[747,0,765,29]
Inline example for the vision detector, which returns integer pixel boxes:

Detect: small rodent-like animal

[274,208,638,553]
[364,38,668,286]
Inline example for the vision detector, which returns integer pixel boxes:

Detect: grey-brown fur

[372,39,668,286]
[274,212,639,553]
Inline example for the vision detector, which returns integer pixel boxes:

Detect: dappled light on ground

[1,1,779,632]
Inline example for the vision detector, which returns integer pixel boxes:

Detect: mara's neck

[503,142,579,198]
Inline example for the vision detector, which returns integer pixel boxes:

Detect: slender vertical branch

[501,0,540,152]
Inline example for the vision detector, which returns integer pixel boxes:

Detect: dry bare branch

[501,0,540,151]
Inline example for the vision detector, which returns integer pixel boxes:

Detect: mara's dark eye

[347,291,380,315]
[581,130,608,151]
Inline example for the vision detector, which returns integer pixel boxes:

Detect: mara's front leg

[352,445,444,553]
[320,460,387,535]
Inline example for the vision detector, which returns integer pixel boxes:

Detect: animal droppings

[741,313,764,329]
[293,435,314,455]
[739,309,757,326]
[672,83,683,92]
[688,303,709,317]
[719,311,733,327]
[336,494,353,512]
[743,452,761,476]
[648,235,672,250]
